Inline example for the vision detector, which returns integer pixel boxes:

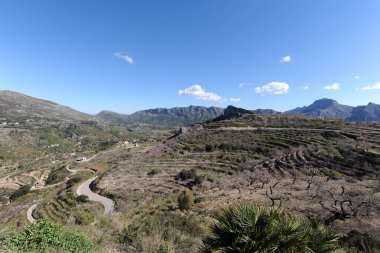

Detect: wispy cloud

[178,84,222,101]
[239,83,251,88]
[280,55,292,63]
[254,82,289,95]
[229,98,241,102]
[113,52,134,64]
[323,83,340,90]
[354,75,360,80]
[300,86,309,90]
[359,82,380,90]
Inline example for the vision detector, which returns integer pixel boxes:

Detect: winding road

[26,203,38,223]
[27,166,114,223]
[76,176,115,215]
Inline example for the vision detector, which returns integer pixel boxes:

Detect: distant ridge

[346,103,380,122]
[284,98,380,122]
[284,98,353,119]
[1,90,379,124]
[0,90,91,122]
[96,105,224,126]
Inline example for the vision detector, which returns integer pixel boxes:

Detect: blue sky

[1,0,380,114]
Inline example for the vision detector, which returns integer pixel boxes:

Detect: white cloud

[113,52,134,64]
[229,98,241,102]
[280,55,292,63]
[239,83,250,88]
[254,82,289,95]
[300,86,309,90]
[178,84,222,101]
[354,75,360,80]
[323,83,340,90]
[359,82,380,90]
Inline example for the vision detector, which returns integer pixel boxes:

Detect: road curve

[76,177,114,215]
[27,203,38,223]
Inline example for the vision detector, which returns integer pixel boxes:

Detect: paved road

[76,177,114,215]
[26,203,38,223]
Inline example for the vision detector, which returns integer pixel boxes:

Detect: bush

[177,190,194,211]
[340,230,380,252]
[194,175,204,186]
[320,167,343,180]
[9,185,31,201]
[0,219,92,253]
[75,211,95,225]
[157,241,174,253]
[77,195,89,203]
[177,168,197,181]
[46,167,69,185]
[119,224,142,251]
[200,204,342,253]
[205,144,214,152]
[66,175,83,189]
[148,169,160,176]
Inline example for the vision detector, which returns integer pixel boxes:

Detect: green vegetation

[177,190,194,211]
[118,211,203,253]
[75,210,95,225]
[148,168,161,176]
[0,219,92,253]
[76,195,89,203]
[340,230,380,253]
[157,241,174,253]
[200,204,342,253]
[46,166,70,185]
[9,185,31,202]
[177,168,197,181]
[320,167,344,180]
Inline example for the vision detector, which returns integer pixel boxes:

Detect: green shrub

[200,204,342,253]
[320,167,343,180]
[157,241,174,253]
[148,169,160,176]
[205,144,214,152]
[340,230,380,252]
[46,167,69,185]
[77,195,89,203]
[0,219,92,253]
[194,175,204,186]
[9,185,31,201]
[177,190,194,211]
[75,211,95,225]
[119,224,142,251]
[66,175,82,189]
[177,168,197,181]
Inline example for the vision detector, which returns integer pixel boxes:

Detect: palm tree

[200,204,342,253]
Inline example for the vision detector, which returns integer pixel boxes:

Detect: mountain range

[1,90,379,125]
[283,98,380,122]
[97,106,224,126]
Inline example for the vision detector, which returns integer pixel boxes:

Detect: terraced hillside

[93,114,380,251]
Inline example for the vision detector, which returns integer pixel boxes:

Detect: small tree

[178,190,194,211]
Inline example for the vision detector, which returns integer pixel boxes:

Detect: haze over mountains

[1,90,380,125]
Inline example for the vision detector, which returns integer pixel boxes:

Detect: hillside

[0,90,91,122]
[347,102,380,122]
[1,107,380,252]
[284,98,353,119]
[96,105,224,126]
